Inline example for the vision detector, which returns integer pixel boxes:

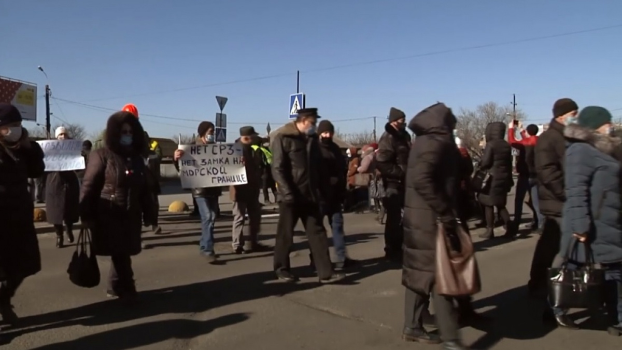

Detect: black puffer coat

[271,122,324,203]
[402,103,460,294]
[318,138,347,211]
[0,130,45,280]
[478,122,513,207]
[45,170,80,225]
[376,123,411,190]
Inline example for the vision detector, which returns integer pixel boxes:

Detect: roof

[152,137,178,158]
[268,123,353,149]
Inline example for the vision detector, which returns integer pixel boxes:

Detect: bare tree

[456,101,527,158]
[90,129,106,142]
[52,123,87,140]
[27,126,48,139]
[334,130,376,147]
[172,134,197,145]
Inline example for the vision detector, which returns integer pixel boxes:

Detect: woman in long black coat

[80,111,154,303]
[402,103,468,349]
[0,104,45,326]
[45,126,80,248]
[477,122,514,239]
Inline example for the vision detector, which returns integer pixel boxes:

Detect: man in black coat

[317,120,356,269]
[528,98,579,297]
[376,107,411,262]
[271,108,345,283]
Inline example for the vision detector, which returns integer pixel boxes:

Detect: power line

[52,96,373,126]
[79,24,622,102]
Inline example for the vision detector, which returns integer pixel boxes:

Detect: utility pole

[511,93,517,119]
[296,70,300,93]
[45,84,51,139]
[372,116,377,142]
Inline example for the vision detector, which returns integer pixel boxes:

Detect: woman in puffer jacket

[549,106,622,334]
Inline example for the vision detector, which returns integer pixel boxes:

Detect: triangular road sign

[216,127,227,142]
[215,96,228,111]
[290,96,301,115]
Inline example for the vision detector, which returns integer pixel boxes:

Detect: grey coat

[560,124,622,264]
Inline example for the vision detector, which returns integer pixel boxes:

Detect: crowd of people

[0,96,621,349]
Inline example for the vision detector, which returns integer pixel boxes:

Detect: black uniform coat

[402,103,460,294]
[477,122,513,207]
[0,130,45,279]
[270,122,324,203]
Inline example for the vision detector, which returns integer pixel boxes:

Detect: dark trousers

[514,176,544,228]
[273,201,334,279]
[262,175,277,202]
[152,195,160,226]
[404,288,460,342]
[384,188,404,255]
[0,273,24,306]
[108,254,136,297]
[528,216,561,293]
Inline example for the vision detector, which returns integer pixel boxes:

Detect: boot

[66,226,75,244]
[55,234,64,248]
[0,303,18,327]
[443,340,469,350]
[478,227,494,240]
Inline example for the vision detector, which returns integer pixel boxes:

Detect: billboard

[0,76,37,122]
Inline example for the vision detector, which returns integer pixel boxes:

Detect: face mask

[604,126,614,135]
[206,134,215,142]
[321,137,332,144]
[120,135,133,146]
[306,125,316,135]
[564,117,577,126]
[3,127,23,143]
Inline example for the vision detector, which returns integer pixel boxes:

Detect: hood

[484,122,506,141]
[564,124,621,155]
[408,102,455,136]
[105,111,146,155]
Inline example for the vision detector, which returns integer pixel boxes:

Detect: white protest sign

[37,140,85,172]
[178,143,247,188]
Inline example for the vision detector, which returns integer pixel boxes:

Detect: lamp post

[37,66,51,139]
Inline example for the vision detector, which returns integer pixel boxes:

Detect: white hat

[55,126,67,138]
[455,137,462,147]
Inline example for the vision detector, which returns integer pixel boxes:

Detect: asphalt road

[6,191,621,349]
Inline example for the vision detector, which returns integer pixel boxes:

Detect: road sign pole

[296,70,300,93]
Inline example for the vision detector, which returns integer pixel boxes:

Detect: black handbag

[67,227,101,288]
[547,238,606,309]
[471,168,491,192]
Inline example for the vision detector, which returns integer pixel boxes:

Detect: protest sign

[37,140,85,172]
[178,143,247,188]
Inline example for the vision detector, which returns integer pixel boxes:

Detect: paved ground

[7,189,620,349]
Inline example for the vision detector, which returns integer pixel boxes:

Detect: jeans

[195,196,218,255]
[231,197,261,249]
[322,205,346,263]
[514,176,544,229]
[550,257,622,325]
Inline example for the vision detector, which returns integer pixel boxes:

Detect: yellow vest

[251,145,272,164]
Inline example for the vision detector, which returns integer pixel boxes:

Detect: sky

[2,0,621,141]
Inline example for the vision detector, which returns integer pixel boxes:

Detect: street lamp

[37,66,51,139]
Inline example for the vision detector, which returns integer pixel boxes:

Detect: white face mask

[206,134,215,143]
[3,127,22,142]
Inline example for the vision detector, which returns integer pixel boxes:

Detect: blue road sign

[215,127,227,142]
[289,93,305,119]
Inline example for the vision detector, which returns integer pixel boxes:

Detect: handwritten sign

[37,140,85,172]
[178,143,247,188]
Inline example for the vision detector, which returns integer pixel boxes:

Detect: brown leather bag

[435,222,481,296]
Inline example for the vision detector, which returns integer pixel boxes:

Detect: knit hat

[388,107,406,122]
[0,103,22,127]
[317,120,334,134]
[55,126,67,138]
[577,106,612,130]
[197,121,215,137]
[552,98,579,118]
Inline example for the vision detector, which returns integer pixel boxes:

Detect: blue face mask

[206,134,215,143]
[564,117,577,126]
[306,125,317,135]
[120,135,133,146]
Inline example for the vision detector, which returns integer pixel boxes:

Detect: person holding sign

[0,103,45,326]
[80,111,155,303]
[271,108,345,283]
[173,121,223,263]
[45,126,80,248]
[230,126,268,254]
